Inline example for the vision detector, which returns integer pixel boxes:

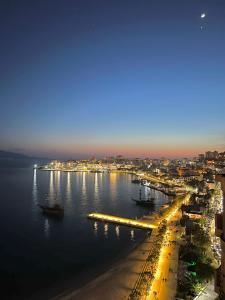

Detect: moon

[201,13,206,19]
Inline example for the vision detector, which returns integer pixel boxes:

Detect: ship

[132,189,155,207]
[39,204,64,217]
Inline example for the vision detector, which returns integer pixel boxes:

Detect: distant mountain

[0,150,50,168]
[0,150,29,159]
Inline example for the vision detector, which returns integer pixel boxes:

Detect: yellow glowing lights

[88,213,157,229]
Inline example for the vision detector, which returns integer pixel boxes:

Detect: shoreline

[29,232,148,300]
[48,230,154,300]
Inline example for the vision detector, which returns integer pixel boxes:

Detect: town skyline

[1,147,224,161]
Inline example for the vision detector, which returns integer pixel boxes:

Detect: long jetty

[87,212,157,230]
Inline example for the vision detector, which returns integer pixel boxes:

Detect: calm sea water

[0,165,169,299]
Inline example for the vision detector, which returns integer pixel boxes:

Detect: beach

[49,232,154,300]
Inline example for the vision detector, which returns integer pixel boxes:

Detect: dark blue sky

[1,0,225,158]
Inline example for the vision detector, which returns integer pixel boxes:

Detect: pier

[87,212,157,230]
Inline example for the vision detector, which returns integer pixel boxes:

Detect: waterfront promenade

[51,194,189,300]
[147,210,183,300]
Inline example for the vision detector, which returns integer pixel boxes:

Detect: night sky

[1,0,225,158]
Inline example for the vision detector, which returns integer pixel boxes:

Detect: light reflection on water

[44,218,50,237]
[66,172,71,203]
[56,171,61,203]
[32,168,37,208]
[82,172,87,200]
[104,223,108,238]
[115,225,120,238]
[94,221,98,236]
[110,173,117,201]
[48,171,55,205]
[94,173,99,203]
[33,169,170,238]
[0,167,171,299]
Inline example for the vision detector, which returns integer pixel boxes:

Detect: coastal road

[147,211,182,300]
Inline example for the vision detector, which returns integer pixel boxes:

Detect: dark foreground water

[0,164,169,299]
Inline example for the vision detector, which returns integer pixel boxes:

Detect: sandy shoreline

[28,233,147,300]
[49,231,154,300]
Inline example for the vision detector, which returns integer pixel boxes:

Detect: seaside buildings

[215,175,225,299]
[206,151,219,160]
[41,151,225,183]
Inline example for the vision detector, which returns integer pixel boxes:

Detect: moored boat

[39,204,64,217]
[133,198,155,207]
[132,189,155,207]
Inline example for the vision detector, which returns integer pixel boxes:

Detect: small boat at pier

[132,189,155,207]
[39,204,64,217]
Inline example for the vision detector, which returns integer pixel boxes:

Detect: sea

[0,158,169,299]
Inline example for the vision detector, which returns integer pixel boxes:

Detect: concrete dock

[87,212,157,230]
